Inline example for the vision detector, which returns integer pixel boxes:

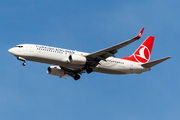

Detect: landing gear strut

[83,62,93,74]
[74,74,80,80]
[17,57,26,66]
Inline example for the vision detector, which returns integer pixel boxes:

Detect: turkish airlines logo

[134,45,150,63]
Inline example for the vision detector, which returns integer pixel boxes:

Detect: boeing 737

[8,28,170,80]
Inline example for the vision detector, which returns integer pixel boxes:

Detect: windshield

[15,46,23,48]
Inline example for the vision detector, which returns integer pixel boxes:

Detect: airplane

[8,28,171,80]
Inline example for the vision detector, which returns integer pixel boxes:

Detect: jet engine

[69,54,86,65]
[47,66,65,76]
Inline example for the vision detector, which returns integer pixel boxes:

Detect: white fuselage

[8,44,150,75]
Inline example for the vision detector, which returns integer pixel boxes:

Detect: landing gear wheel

[86,68,93,74]
[22,62,26,66]
[74,74,80,80]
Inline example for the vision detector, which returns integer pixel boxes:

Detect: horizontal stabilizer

[141,57,171,68]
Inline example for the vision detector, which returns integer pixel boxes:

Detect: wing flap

[141,57,171,68]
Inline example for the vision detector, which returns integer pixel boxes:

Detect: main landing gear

[73,68,93,80]
[83,62,93,74]
[86,68,93,74]
[74,74,80,80]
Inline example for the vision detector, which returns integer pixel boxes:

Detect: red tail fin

[121,36,154,63]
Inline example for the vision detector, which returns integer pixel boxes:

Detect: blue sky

[1,0,180,120]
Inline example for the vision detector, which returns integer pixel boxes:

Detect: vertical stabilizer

[121,36,154,63]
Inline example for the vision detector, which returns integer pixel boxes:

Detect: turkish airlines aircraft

[8,28,170,80]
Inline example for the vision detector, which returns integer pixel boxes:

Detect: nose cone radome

[8,48,15,55]
[8,48,12,53]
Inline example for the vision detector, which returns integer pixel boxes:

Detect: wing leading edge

[85,28,144,63]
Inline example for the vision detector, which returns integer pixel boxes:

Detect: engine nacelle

[47,66,65,77]
[69,54,86,65]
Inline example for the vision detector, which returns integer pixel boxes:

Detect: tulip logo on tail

[134,45,150,63]
[121,36,154,63]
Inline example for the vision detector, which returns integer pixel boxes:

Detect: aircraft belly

[23,55,84,69]
[94,63,127,74]
[93,67,126,74]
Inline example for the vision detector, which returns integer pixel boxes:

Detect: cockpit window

[15,46,23,48]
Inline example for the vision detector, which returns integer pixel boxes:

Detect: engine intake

[47,66,65,77]
[69,54,86,65]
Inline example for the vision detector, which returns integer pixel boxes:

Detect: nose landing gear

[22,62,26,66]
[17,57,26,66]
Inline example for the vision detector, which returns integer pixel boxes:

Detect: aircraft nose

[8,48,15,55]
[8,48,12,53]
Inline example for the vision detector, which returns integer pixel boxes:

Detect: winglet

[134,28,144,39]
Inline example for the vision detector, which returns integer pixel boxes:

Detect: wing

[85,28,144,66]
